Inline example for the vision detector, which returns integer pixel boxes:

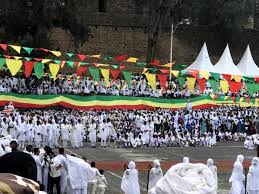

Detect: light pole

[169,19,190,80]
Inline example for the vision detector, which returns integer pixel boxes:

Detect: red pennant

[255,77,259,83]
[246,97,250,103]
[77,54,87,61]
[223,74,232,81]
[24,61,35,78]
[110,69,121,81]
[228,81,243,93]
[150,59,160,66]
[60,61,66,68]
[197,78,207,93]
[114,55,128,61]
[160,69,170,74]
[76,66,87,76]
[157,74,168,91]
[231,96,236,102]
[0,44,8,51]
[119,65,126,70]
[74,61,79,67]
[189,70,199,78]
[3,55,11,59]
[33,58,42,61]
[37,48,49,52]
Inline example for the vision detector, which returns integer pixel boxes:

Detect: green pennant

[104,56,113,61]
[66,53,74,58]
[0,58,6,68]
[25,57,32,61]
[210,72,220,80]
[246,83,259,95]
[148,68,158,73]
[112,65,119,69]
[173,64,186,70]
[34,62,44,79]
[242,76,254,83]
[54,60,60,64]
[66,61,74,67]
[208,79,218,92]
[177,76,185,89]
[136,62,146,67]
[122,71,132,86]
[179,70,187,76]
[23,47,34,54]
[89,67,100,82]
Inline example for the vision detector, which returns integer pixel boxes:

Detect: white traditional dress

[148,160,163,191]
[247,157,259,194]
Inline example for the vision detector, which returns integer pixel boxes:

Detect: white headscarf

[183,157,190,163]
[153,159,161,167]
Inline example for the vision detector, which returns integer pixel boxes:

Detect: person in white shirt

[247,157,259,194]
[88,161,101,194]
[33,148,43,184]
[56,148,68,194]
[207,158,218,189]
[96,169,108,194]
[148,160,163,192]
[49,152,62,194]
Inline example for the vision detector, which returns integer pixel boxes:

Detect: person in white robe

[56,148,68,194]
[141,121,150,146]
[229,155,245,194]
[42,153,50,192]
[88,120,97,147]
[75,120,85,147]
[33,148,42,184]
[88,162,101,194]
[148,159,163,192]
[96,169,107,194]
[121,161,140,194]
[207,158,218,189]
[247,157,259,194]
[61,121,69,148]
[17,119,26,148]
[35,121,43,148]
[26,120,34,145]
[98,120,108,148]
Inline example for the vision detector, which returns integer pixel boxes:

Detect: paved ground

[64,142,256,194]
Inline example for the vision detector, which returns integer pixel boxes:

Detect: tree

[0,0,91,50]
[146,0,254,63]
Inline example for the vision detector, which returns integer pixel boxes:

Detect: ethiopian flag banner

[0,93,257,110]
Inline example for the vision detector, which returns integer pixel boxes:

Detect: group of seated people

[0,74,258,99]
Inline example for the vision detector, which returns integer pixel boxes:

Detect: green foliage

[0,0,90,48]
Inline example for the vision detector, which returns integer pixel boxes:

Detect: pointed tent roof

[237,45,259,77]
[212,44,242,75]
[186,43,214,72]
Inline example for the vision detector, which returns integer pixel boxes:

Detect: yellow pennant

[126,57,138,63]
[10,45,21,54]
[220,80,229,93]
[142,68,148,74]
[50,51,62,57]
[6,59,22,76]
[162,63,173,68]
[100,69,110,86]
[14,56,22,60]
[199,70,210,80]
[41,59,52,64]
[89,54,101,58]
[171,70,179,77]
[145,73,156,91]
[186,77,196,92]
[224,96,230,100]
[98,64,109,67]
[239,97,244,102]
[231,75,242,82]
[49,63,60,80]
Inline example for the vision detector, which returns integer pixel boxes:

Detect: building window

[99,0,106,12]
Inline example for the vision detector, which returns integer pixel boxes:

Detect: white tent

[186,42,215,72]
[212,44,242,75]
[237,45,259,77]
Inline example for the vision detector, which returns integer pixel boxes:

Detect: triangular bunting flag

[136,62,146,67]
[24,61,35,78]
[49,63,60,79]
[199,70,210,80]
[89,67,100,82]
[41,59,52,64]
[23,47,34,54]
[34,62,45,79]
[89,54,101,58]
[77,54,87,61]
[114,55,128,61]
[145,73,157,91]
[66,53,74,58]
[232,75,242,82]
[24,57,32,61]
[208,79,218,92]
[76,66,87,76]
[220,80,229,93]
[50,51,62,57]
[150,59,160,66]
[157,74,168,91]
[171,70,179,77]
[9,45,21,54]
[186,77,196,92]
[161,63,174,68]
[0,44,7,51]
[178,77,186,89]
[197,78,206,93]
[210,72,220,80]
[122,71,132,86]
[6,59,22,76]
[0,58,6,68]
[100,69,110,86]
[37,48,49,52]
[110,69,121,81]
[126,57,138,63]
[228,81,243,93]
[14,56,22,60]
[67,61,74,68]
[222,74,232,81]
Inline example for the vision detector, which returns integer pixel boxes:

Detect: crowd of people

[0,103,258,150]
[0,74,258,99]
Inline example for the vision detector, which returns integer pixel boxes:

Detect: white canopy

[186,43,214,72]
[213,44,242,75]
[237,45,259,77]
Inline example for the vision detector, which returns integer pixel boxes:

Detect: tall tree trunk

[146,0,165,64]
